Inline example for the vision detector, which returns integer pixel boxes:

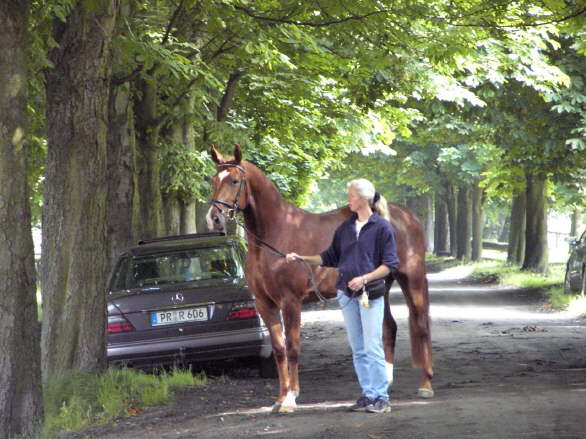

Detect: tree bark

[522,173,549,273]
[508,192,526,265]
[0,0,44,435]
[107,80,138,268]
[196,199,210,232]
[181,203,197,234]
[446,182,458,257]
[456,186,472,260]
[471,181,485,261]
[433,193,449,256]
[134,78,164,240]
[41,1,118,380]
[164,196,182,235]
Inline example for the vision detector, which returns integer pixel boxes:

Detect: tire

[563,266,572,294]
[258,354,277,378]
[581,267,586,297]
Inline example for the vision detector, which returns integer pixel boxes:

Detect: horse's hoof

[271,402,282,413]
[280,391,297,413]
[417,388,434,398]
[278,403,296,413]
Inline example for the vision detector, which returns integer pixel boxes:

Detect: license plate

[150,307,208,326]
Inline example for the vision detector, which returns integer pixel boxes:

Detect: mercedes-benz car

[564,230,586,295]
[106,232,274,376]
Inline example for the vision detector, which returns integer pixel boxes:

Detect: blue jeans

[337,289,389,400]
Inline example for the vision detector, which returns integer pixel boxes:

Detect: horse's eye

[231,179,239,186]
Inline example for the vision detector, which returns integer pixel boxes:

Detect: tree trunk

[107,80,138,268]
[0,1,44,434]
[196,199,210,232]
[522,173,549,273]
[446,182,458,257]
[41,1,117,380]
[498,214,510,243]
[471,181,485,261]
[134,78,163,240]
[164,196,181,235]
[433,194,449,256]
[181,203,197,234]
[508,192,526,265]
[570,208,583,237]
[406,193,433,251]
[456,186,472,260]
[422,193,433,252]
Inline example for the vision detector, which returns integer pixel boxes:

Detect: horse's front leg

[255,299,292,412]
[279,299,302,412]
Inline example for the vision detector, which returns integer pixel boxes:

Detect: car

[106,232,275,376]
[564,230,586,295]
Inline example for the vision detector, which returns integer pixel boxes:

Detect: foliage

[41,367,205,438]
[160,144,216,202]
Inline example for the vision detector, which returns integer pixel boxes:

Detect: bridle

[211,163,247,219]
[209,162,327,303]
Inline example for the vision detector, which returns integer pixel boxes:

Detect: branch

[217,69,245,122]
[445,6,586,28]
[231,4,394,27]
[162,0,186,46]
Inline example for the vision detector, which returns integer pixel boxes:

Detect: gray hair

[347,179,390,221]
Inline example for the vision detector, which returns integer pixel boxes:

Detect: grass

[468,260,565,288]
[458,258,585,314]
[40,366,205,439]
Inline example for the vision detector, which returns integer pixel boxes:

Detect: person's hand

[348,275,366,292]
[285,252,300,263]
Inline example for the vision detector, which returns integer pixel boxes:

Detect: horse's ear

[210,145,223,164]
[233,144,242,164]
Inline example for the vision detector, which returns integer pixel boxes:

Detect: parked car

[563,230,586,295]
[106,232,275,376]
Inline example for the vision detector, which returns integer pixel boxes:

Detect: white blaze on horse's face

[217,169,230,182]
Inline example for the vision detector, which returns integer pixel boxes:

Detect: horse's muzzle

[206,205,226,231]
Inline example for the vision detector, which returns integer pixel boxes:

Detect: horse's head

[206,144,248,231]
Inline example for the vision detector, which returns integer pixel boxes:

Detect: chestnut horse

[207,145,433,413]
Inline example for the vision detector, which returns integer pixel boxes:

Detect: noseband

[211,164,246,219]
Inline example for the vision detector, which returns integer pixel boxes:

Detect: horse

[206,145,433,413]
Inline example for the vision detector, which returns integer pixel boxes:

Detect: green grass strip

[41,367,205,438]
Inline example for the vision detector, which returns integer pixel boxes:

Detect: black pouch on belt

[365,278,388,300]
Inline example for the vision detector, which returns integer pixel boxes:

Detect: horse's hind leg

[383,287,398,385]
[398,271,434,398]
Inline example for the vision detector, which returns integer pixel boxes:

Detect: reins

[211,164,328,303]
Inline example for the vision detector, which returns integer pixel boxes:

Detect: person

[286,178,399,414]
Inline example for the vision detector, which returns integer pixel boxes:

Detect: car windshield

[110,246,241,291]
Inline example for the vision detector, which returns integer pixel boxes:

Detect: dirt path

[70,266,586,439]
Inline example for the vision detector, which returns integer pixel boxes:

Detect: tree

[41,0,118,379]
[0,0,43,435]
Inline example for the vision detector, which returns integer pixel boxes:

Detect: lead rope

[226,214,329,304]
